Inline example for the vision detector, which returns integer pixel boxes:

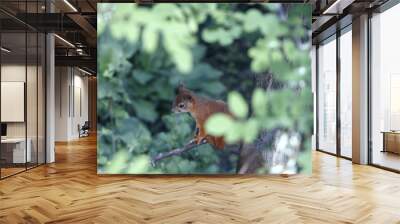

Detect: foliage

[97,3,312,174]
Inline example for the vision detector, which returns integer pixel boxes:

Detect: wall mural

[97,3,312,174]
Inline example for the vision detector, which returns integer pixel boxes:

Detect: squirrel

[172,84,230,150]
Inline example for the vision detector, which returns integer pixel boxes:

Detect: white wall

[55,67,89,141]
[55,67,69,141]
[72,73,89,138]
[1,65,25,81]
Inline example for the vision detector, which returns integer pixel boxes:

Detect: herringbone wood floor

[1,135,400,224]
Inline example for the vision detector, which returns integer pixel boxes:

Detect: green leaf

[133,70,153,84]
[126,26,140,43]
[243,119,259,143]
[228,91,248,119]
[252,88,267,117]
[132,100,158,122]
[143,27,159,53]
[105,150,129,174]
[205,113,234,136]
[248,39,270,73]
[243,9,263,32]
[200,81,226,96]
[175,46,193,74]
[116,117,151,148]
[224,122,243,144]
[163,27,194,74]
[127,155,151,173]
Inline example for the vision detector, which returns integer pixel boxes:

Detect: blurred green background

[97,3,312,174]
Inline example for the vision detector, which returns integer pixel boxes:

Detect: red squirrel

[172,84,230,149]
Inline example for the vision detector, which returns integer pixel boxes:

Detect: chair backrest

[82,121,90,129]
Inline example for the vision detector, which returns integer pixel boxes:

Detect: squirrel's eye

[179,103,185,108]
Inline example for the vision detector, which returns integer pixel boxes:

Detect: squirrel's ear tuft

[176,81,185,94]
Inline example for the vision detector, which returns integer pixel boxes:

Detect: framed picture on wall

[97,3,313,175]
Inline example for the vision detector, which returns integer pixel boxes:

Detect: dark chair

[78,121,90,138]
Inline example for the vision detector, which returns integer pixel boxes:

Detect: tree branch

[151,139,207,167]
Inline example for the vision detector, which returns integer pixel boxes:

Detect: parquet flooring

[0,135,400,223]
[0,167,26,178]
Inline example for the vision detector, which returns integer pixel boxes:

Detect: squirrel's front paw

[197,136,209,144]
[191,136,203,144]
[195,137,202,144]
[189,138,197,144]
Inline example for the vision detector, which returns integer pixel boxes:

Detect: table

[1,138,31,163]
[381,131,400,155]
